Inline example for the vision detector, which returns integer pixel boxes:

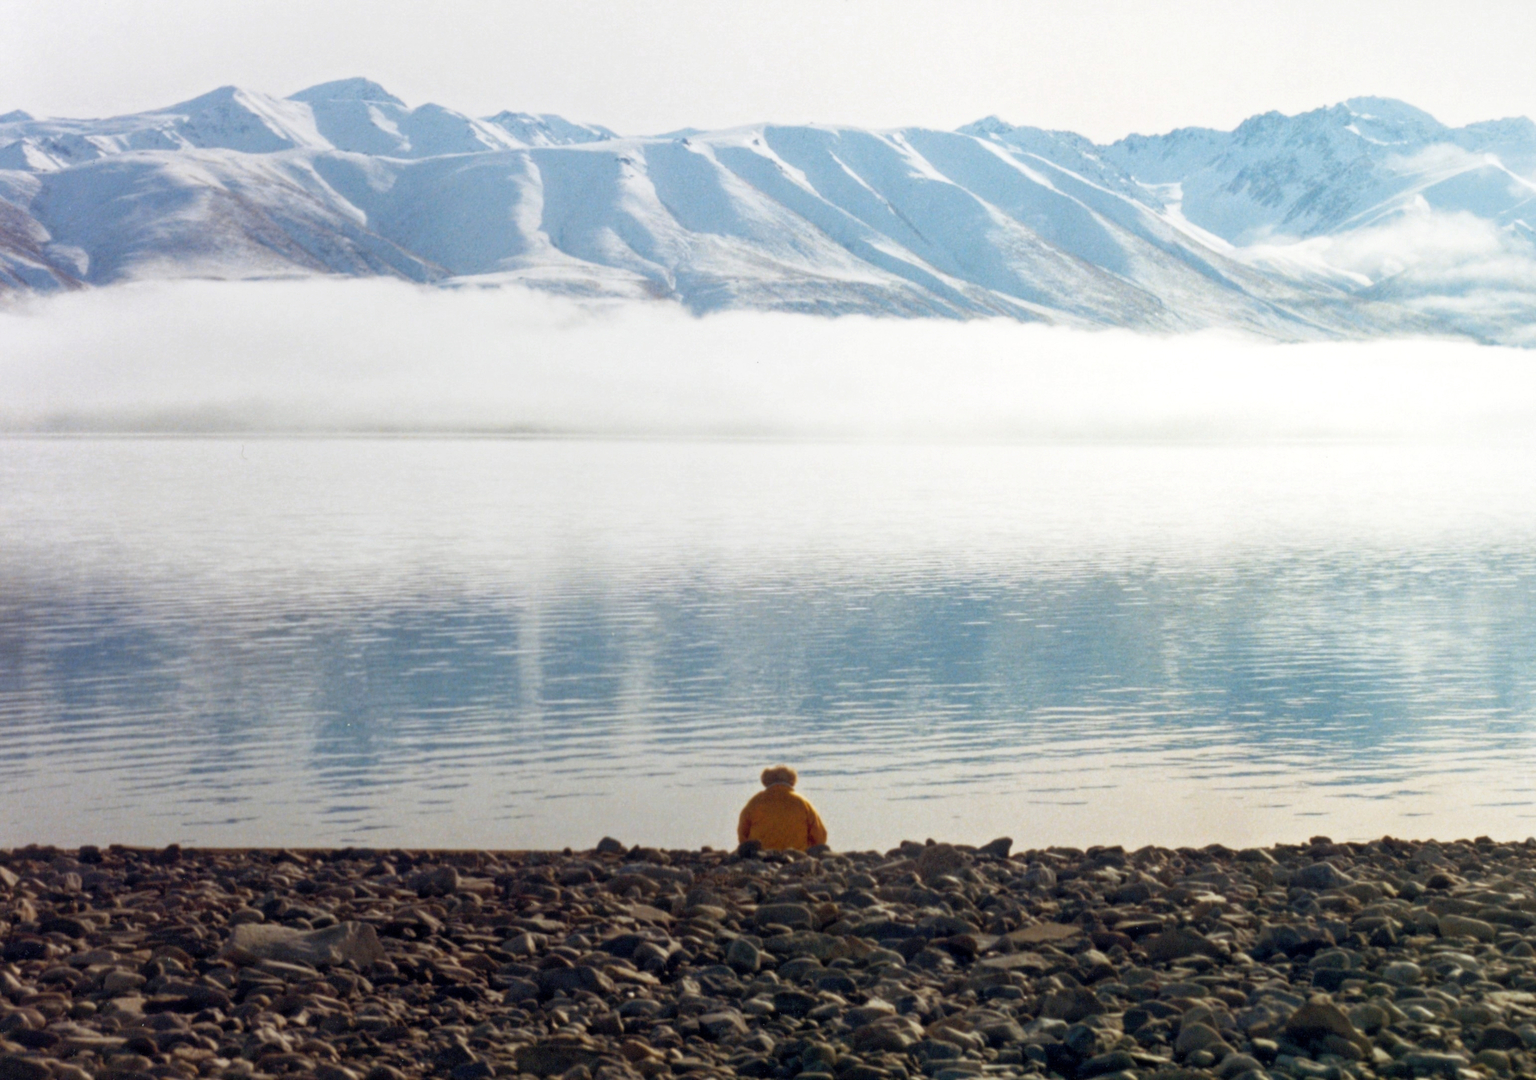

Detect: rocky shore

[4,836,1536,1080]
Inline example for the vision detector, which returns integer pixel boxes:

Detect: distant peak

[288,78,405,107]
[958,115,1014,136]
[161,85,268,114]
[0,109,33,123]
[1343,96,1441,125]
[1464,115,1536,138]
[176,85,242,104]
[1233,109,1286,132]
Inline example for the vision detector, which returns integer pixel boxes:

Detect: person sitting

[737,765,827,851]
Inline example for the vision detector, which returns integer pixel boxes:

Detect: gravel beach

[4,836,1536,1080]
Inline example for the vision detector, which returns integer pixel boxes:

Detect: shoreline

[3,837,1535,1080]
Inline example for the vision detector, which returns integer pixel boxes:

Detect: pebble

[4,836,1536,1080]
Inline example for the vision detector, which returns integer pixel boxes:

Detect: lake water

[4,436,1536,852]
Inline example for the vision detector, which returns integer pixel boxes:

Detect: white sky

[4,0,1536,141]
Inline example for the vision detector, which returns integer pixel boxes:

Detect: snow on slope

[2,81,1534,341]
[484,111,617,147]
[0,85,329,168]
[1101,97,1536,246]
[24,151,442,284]
[290,78,528,157]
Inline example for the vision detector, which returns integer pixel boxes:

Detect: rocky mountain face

[5,82,1536,343]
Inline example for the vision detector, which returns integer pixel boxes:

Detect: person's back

[737,765,827,851]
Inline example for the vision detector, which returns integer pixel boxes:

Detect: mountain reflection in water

[3,438,1536,849]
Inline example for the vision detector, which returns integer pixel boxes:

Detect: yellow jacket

[737,783,827,851]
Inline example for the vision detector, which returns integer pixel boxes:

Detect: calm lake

[4,437,1536,851]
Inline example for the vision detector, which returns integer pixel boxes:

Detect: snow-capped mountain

[1103,97,1536,244]
[4,81,1536,342]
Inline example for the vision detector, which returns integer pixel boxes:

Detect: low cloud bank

[4,279,1536,440]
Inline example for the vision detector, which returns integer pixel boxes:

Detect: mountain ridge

[4,81,1535,343]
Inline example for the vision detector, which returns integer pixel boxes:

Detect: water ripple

[4,438,1536,848]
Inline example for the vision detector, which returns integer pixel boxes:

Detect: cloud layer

[5,279,1536,441]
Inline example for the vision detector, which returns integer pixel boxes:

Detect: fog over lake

[6,280,1536,440]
